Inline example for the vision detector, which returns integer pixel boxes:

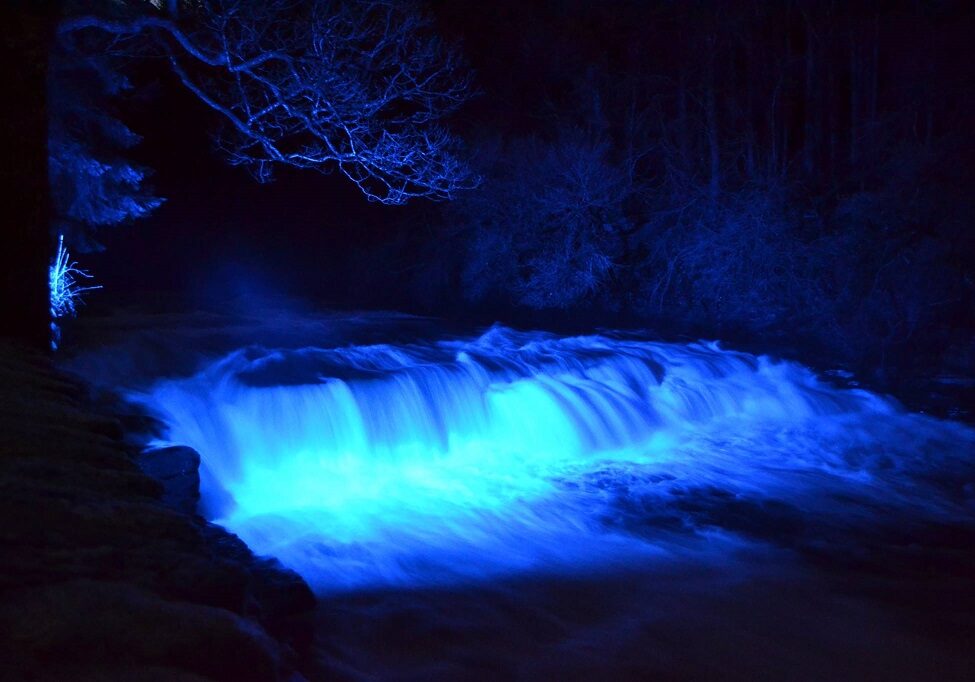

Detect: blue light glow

[141,326,975,593]
[49,234,100,349]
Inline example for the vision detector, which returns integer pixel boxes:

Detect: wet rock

[139,446,201,515]
[250,557,317,653]
[198,524,317,655]
[0,580,283,682]
[117,411,169,444]
[0,343,315,680]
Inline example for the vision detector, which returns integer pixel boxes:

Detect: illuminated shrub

[49,235,100,349]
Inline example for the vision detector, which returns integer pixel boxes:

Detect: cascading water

[140,325,975,593]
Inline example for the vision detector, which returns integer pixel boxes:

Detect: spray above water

[141,325,974,592]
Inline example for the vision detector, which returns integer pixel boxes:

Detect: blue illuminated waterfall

[141,326,973,592]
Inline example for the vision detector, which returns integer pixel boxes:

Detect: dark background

[77,0,975,376]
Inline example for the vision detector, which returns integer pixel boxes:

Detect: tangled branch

[60,1,476,204]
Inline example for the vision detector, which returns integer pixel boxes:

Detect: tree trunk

[705,54,720,203]
[0,2,55,349]
[802,10,817,178]
[849,31,859,166]
[827,35,838,183]
[742,33,756,181]
[677,72,689,173]
[866,12,879,156]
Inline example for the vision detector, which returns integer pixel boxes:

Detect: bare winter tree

[59,0,476,204]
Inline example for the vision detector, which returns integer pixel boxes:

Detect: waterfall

[140,326,972,592]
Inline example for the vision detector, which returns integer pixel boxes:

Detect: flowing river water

[72,311,975,680]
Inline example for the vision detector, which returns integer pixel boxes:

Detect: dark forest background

[77,0,975,377]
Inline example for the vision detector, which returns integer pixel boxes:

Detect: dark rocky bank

[0,342,316,681]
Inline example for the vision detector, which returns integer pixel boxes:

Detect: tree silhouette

[49,50,164,253]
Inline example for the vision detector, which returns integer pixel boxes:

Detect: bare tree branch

[59,0,477,204]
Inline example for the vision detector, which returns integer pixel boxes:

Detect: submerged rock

[140,445,201,515]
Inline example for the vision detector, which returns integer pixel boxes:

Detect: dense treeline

[347,0,974,374]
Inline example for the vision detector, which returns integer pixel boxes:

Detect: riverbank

[0,342,315,681]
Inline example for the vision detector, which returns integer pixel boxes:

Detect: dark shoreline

[0,341,316,681]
